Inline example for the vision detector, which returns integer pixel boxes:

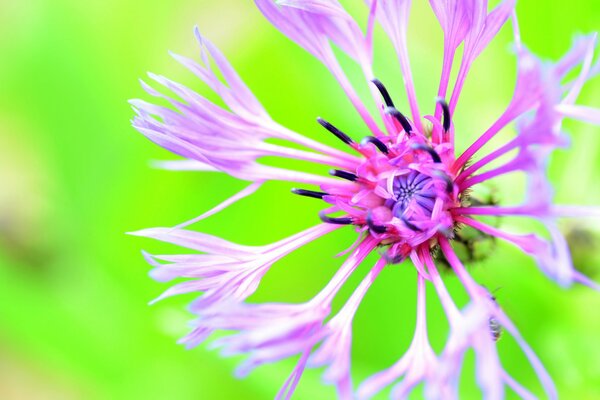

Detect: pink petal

[368,0,422,129]
[450,0,515,112]
[173,181,263,229]
[255,0,381,134]
[556,104,600,125]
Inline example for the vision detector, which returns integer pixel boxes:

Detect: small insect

[489,316,502,341]
[489,293,502,341]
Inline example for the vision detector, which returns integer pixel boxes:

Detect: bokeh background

[0,0,599,399]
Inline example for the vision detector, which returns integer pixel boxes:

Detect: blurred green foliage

[0,0,599,399]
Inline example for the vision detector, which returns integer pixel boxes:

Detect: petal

[259,0,368,62]
[276,349,312,400]
[140,224,341,307]
[556,104,600,125]
[438,239,558,399]
[457,216,575,287]
[494,310,558,400]
[561,34,597,105]
[151,159,217,171]
[429,0,475,50]
[130,227,259,256]
[466,0,514,62]
[551,205,600,218]
[177,28,270,121]
[454,48,545,169]
[473,335,504,400]
[573,271,600,292]
[450,0,515,111]
[456,33,598,170]
[173,181,264,230]
[430,0,477,110]
[358,274,435,399]
[502,370,537,400]
[310,258,386,390]
[132,30,359,184]
[368,0,422,127]
[255,0,382,134]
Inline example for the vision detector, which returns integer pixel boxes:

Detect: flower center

[391,171,435,217]
[292,79,460,261]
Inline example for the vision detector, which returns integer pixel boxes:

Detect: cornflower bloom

[130,1,600,398]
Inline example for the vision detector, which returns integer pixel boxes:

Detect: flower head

[131,1,599,398]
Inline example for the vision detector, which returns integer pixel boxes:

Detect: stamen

[371,79,395,107]
[411,143,442,163]
[433,170,454,192]
[436,98,451,132]
[366,211,387,233]
[319,210,353,225]
[361,136,389,154]
[384,107,412,135]
[329,169,358,182]
[401,216,422,232]
[383,251,405,264]
[317,117,354,145]
[291,188,328,199]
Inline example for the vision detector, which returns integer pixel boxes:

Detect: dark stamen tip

[329,169,358,182]
[384,106,413,135]
[401,216,422,232]
[366,211,387,234]
[291,188,328,199]
[411,143,442,163]
[361,136,389,154]
[433,170,454,192]
[319,211,353,225]
[436,98,451,132]
[317,117,354,145]
[383,251,405,264]
[371,79,395,108]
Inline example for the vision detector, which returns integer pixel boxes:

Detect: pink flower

[131,1,599,398]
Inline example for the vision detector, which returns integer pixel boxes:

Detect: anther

[384,107,412,135]
[401,216,422,232]
[317,117,354,145]
[383,251,405,264]
[361,136,389,154]
[433,170,454,192]
[319,210,354,225]
[291,188,328,199]
[329,169,358,182]
[436,98,451,132]
[411,143,442,163]
[366,211,387,234]
[371,79,395,107]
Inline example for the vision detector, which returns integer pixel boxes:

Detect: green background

[0,0,598,399]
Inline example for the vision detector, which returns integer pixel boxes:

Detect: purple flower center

[391,171,435,217]
[312,136,459,261]
[291,80,462,260]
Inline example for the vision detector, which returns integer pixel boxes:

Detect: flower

[130,1,600,399]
